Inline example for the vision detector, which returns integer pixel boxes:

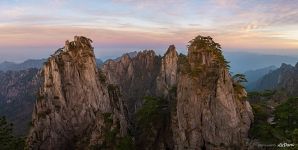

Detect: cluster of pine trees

[0,116,24,150]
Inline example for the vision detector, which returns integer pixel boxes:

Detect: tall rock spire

[27,36,127,149]
[172,35,253,149]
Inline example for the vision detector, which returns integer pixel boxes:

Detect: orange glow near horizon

[0,0,297,61]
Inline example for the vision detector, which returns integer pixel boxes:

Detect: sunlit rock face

[156,45,178,97]
[172,36,253,149]
[27,36,127,149]
[102,37,253,149]
[27,35,253,150]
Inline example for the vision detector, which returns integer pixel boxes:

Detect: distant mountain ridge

[1,51,297,73]
[251,62,298,96]
[0,58,104,71]
[224,52,298,73]
[244,65,277,91]
[0,59,46,71]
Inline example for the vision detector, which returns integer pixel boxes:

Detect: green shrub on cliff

[136,96,169,129]
[232,74,247,97]
[188,35,230,69]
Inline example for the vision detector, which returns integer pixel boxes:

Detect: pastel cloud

[0,0,297,61]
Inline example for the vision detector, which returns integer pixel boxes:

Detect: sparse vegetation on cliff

[98,69,107,84]
[178,35,231,78]
[177,53,191,74]
[92,113,135,150]
[232,73,247,97]
[188,35,230,69]
[135,96,171,148]
[136,96,169,129]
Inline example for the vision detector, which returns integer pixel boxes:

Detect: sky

[0,0,298,62]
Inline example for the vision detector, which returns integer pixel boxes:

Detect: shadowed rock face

[27,36,127,149]
[27,35,253,150]
[103,50,162,118]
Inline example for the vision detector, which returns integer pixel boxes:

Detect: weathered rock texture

[103,50,161,117]
[27,36,127,149]
[101,36,253,149]
[27,35,253,150]
[156,45,178,97]
[172,36,253,149]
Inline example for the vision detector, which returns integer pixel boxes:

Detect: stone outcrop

[156,45,178,97]
[27,36,127,149]
[172,36,253,149]
[27,35,253,150]
[103,50,161,117]
[101,36,253,149]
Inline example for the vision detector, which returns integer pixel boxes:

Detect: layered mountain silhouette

[251,62,298,96]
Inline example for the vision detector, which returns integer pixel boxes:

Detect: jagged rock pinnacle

[26,36,127,149]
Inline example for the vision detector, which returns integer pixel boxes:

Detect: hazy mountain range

[224,52,298,73]
[244,65,278,91]
[1,52,296,74]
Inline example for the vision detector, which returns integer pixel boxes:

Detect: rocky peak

[187,36,225,68]
[137,50,155,56]
[27,36,127,149]
[103,50,161,118]
[173,35,253,149]
[165,45,176,55]
[26,35,253,149]
[280,63,293,69]
[120,54,132,64]
[64,36,93,52]
[156,45,178,96]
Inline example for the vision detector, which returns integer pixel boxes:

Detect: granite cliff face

[156,45,178,97]
[27,36,127,149]
[172,36,253,149]
[103,50,161,117]
[27,35,253,149]
[101,36,253,149]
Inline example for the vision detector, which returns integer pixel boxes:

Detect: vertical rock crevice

[27,35,253,150]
